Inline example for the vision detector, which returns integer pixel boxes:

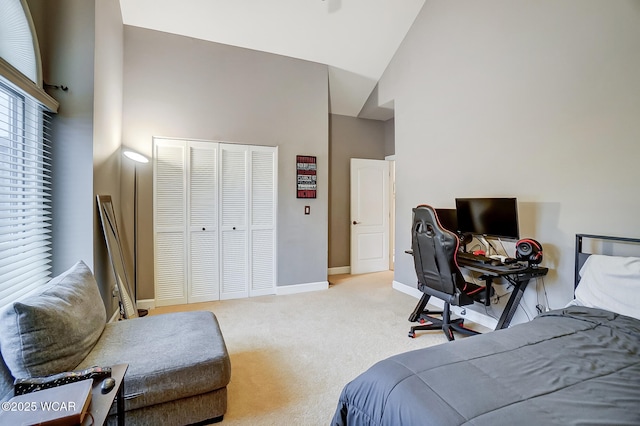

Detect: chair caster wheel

[408,331,415,338]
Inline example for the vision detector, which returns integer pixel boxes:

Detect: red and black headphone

[515,239,543,265]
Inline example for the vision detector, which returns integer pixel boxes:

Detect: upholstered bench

[0,261,231,425]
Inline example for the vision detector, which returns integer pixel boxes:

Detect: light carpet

[150,271,454,425]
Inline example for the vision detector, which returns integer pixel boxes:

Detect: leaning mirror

[97,195,139,319]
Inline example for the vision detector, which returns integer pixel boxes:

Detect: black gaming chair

[408,205,484,341]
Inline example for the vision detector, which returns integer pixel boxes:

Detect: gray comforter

[332,307,640,425]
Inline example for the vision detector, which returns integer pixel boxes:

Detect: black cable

[484,305,499,320]
[491,285,512,302]
[519,302,532,321]
[535,277,550,313]
[85,412,95,425]
[497,238,510,257]
[487,238,499,254]
[493,282,533,321]
[541,277,550,308]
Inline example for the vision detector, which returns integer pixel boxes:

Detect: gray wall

[328,114,387,269]
[122,26,329,298]
[27,1,96,279]
[379,0,640,323]
[384,118,395,157]
[93,0,125,315]
[28,0,124,314]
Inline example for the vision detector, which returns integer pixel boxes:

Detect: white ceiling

[118,0,425,119]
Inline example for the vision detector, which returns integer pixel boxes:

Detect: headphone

[515,239,543,265]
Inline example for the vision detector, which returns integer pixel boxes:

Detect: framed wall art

[296,155,317,198]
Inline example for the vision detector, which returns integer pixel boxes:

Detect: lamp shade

[123,150,149,163]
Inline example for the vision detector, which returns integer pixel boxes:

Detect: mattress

[332,306,640,426]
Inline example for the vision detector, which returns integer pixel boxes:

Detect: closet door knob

[202,227,206,231]
[232,227,236,230]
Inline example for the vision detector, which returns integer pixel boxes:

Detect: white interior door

[350,158,390,274]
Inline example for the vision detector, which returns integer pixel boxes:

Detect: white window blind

[0,78,53,306]
[0,0,39,84]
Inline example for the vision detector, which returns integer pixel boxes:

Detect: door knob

[352,221,361,225]
[232,227,236,230]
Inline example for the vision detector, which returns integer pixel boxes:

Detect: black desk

[457,259,548,329]
[405,249,548,330]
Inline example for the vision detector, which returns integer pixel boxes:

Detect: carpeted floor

[150,271,458,425]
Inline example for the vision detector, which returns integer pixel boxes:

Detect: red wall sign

[296,155,317,198]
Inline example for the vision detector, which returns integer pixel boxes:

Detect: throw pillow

[0,261,106,378]
[575,254,640,320]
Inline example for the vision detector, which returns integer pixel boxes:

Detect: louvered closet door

[188,141,219,302]
[220,144,249,299]
[250,146,277,296]
[154,139,188,306]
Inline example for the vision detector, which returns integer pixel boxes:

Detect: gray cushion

[0,261,106,378]
[0,355,13,403]
[76,311,231,412]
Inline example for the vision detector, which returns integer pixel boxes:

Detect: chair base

[408,295,481,341]
[409,317,480,341]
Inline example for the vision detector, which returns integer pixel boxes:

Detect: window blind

[0,79,53,306]
[0,0,39,84]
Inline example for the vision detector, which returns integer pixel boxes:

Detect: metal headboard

[574,234,640,289]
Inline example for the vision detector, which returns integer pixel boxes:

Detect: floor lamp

[123,149,149,317]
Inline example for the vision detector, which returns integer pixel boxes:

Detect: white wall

[380,0,640,323]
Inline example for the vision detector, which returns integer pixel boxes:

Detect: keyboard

[457,251,494,264]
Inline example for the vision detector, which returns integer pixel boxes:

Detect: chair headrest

[412,205,458,246]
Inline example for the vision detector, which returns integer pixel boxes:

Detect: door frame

[350,158,390,275]
[385,155,396,270]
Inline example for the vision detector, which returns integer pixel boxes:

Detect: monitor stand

[476,235,492,256]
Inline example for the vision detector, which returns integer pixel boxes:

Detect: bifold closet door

[220,144,249,299]
[155,139,277,304]
[188,141,220,303]
[250,147,277,296]
[154,139,188,306]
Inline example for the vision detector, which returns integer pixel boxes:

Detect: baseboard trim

[276,281,329,295]
[392,280,422,298]
[136,299,155,311]
[328,266,350,275]
[392,280,498,330]
[108,309,120,323]
[133,285,328,307]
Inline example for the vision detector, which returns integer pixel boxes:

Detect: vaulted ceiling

[118,0,425,120]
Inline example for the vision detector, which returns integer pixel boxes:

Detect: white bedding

[572,254,640,320]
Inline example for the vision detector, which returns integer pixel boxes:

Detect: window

[0,78,53,306]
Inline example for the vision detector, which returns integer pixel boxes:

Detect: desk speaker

[516,239,543,265]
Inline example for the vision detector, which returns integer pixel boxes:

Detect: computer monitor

[435,208,457,233]
[455,198,520,240]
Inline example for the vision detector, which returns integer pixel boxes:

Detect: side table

[83,363,128,426]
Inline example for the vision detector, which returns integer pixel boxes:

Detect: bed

[332,234,640,425]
